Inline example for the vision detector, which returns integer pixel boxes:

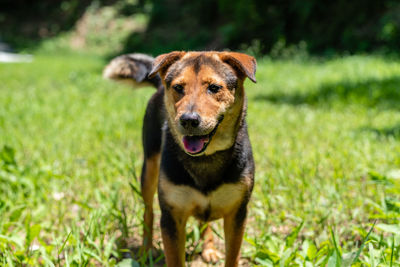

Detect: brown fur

[158,52,251,156]
[140,153,160,251]
[224,212,247,267]
[108,51,257,266]
[161,222,187,267]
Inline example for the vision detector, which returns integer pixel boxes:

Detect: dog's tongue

[183,136,208,154]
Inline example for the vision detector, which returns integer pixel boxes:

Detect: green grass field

[1,51,400,266]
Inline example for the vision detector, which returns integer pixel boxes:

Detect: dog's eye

[207,84,222,94]
[172,84,184,94]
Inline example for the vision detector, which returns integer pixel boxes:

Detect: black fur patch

[160,205,177,239]
[142,89,164,159]
[234,192,250,227]
[194,204,211,221]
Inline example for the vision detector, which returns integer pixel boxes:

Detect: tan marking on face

[162,52,245,155]
[204,87,245,155]
[159,173,250,221]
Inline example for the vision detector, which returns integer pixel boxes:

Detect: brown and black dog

[104,51,256,267]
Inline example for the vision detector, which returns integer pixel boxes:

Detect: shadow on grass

[254,77,400,110]
[359,124,400,139]
[116,237,166,266]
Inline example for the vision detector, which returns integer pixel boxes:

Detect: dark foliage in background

[128,0,400,55]
[1,0,400,54]
[0,0,117,49]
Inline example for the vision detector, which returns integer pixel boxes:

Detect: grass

[1,51,400,266]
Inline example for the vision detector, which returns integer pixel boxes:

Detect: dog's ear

[148,51,186,79]
[219,52,257,83]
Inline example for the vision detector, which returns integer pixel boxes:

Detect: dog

[104,51,256,267]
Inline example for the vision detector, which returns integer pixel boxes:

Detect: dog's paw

[201,247,223,263]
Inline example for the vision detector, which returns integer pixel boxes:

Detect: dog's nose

[180,112,201,129]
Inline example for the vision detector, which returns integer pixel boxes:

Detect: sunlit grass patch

[0,53,400,266]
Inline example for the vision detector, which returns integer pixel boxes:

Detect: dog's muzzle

[181,115,224,155]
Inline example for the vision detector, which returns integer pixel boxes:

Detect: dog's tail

[103,53,161,89]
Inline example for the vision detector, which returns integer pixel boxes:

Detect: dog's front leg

[160,208,187,267]
[223,203,247,267]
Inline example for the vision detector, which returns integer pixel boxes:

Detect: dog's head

[149,51,256,156]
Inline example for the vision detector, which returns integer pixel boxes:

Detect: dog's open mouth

[182,135,210,154]
[182,115,224,155]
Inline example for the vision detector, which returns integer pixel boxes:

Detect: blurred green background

[2,0,400,56]
[1,1,400,266]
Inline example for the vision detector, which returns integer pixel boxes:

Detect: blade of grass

[330,227,342,267]
[351,220,376,264]
[129,181,141,197]
[390,234,394,267]
[58,231,72,255]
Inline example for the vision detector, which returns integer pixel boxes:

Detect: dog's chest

[160,178,246,221]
